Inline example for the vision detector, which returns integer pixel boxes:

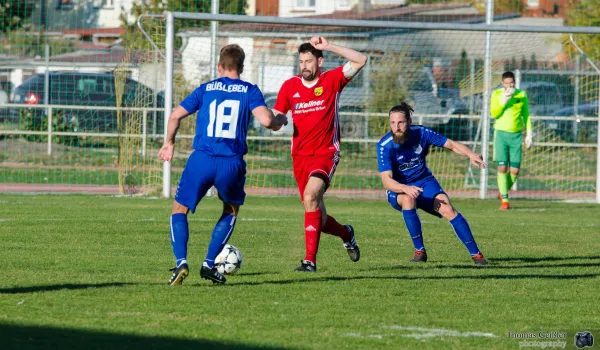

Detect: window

[295,0,316,10]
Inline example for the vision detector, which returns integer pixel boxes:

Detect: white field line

[383,325,498,339]
[344,325,498,340]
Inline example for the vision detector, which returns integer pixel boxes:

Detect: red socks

[304,208,322,264]
[323,215,351,242]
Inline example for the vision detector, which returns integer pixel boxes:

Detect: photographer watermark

[507,331,568,349]
[518,340,566,349]
[508,330,595,349]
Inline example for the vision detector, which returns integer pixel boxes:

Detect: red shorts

[292,152,340,200]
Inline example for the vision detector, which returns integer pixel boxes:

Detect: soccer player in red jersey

[273,36,367,272]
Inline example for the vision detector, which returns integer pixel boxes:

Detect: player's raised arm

[443,139,486,168]
[253,105,288,131]
[158,106,190,162]
[309,36,367,76]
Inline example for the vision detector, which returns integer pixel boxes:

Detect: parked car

[547,103,598,143]
[9,72,163,132]
[469,81,565,117]
[520,81,565,117]
[406,67,474,141]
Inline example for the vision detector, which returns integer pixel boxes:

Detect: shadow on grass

[0,283,133,294]
[440,262,600,269]
[0,323,289,350]
[223,272,600,287]
[359,255,600,272]
[235,271,280,277]
[490,255,600,263]
[364,261,600,272]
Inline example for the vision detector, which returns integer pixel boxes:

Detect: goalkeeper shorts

[493,129,522,168]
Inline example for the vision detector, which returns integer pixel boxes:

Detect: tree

[510,57,517,71]
[473,0,525,15]
[455,49,469,88]
[121,0,247,50]
[0,0,36,33]
[529,53,537,70]
[520,55,528,70]
[566,0,600,60]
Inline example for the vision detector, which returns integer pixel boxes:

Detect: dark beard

[393,132,408,144]
[302,71,316,81]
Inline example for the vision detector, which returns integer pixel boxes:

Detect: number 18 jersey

[180,77,266,157]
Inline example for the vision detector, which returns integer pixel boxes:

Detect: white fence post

[479,0,494,199]
[142,108,147,159]
[163,12,174,199]
[47,106,52,155]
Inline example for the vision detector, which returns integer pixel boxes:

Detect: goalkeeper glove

[502,87,515,105]
[525,131,533,149]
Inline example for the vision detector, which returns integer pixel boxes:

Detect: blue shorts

[386,177,446,218]
[175,151,246,213]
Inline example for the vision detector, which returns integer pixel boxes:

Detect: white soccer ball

[215,244,242,275]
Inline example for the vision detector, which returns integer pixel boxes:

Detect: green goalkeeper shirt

[490,88,532,133]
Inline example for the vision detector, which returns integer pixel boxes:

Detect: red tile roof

[61,27,126,36]
[182,4,484,34]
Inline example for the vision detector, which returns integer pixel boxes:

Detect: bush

[19,108,79,146]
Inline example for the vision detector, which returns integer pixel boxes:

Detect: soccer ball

[215,244,242,275]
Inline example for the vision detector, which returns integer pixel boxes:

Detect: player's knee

[438,204,457,220]
[223,202,239,216]
[400,195,416,209]
[303,190,321,205]
[171,201,189,215]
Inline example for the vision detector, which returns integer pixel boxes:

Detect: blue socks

[450,213,480,256]
[170,213,189,267]
[402,209,425,251]
[204,213,237,268]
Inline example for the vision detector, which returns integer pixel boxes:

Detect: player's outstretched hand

[310,36,330,51]
[470,154,486,168]
[403,186,423,199]
[158,142,174,162]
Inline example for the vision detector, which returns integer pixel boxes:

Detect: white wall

[96,0,136,28]
[181,37,212,86]
[180,36,256,86]
[278,0,406,17]
[227,37,256,84]
[246,0,257,16]
[279,0,351,17]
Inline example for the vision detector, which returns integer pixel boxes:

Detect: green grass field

[0,194,599,349]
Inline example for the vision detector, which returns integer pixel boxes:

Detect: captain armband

[342,61,361,79]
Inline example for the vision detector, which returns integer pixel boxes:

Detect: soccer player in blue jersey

[377,102,488,265]
[158,44,288,285]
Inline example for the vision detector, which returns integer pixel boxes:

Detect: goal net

[137,11,599,201]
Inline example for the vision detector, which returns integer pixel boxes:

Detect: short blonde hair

[219,44,245,74]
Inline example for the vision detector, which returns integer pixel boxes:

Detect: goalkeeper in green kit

[490,71,533,210]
